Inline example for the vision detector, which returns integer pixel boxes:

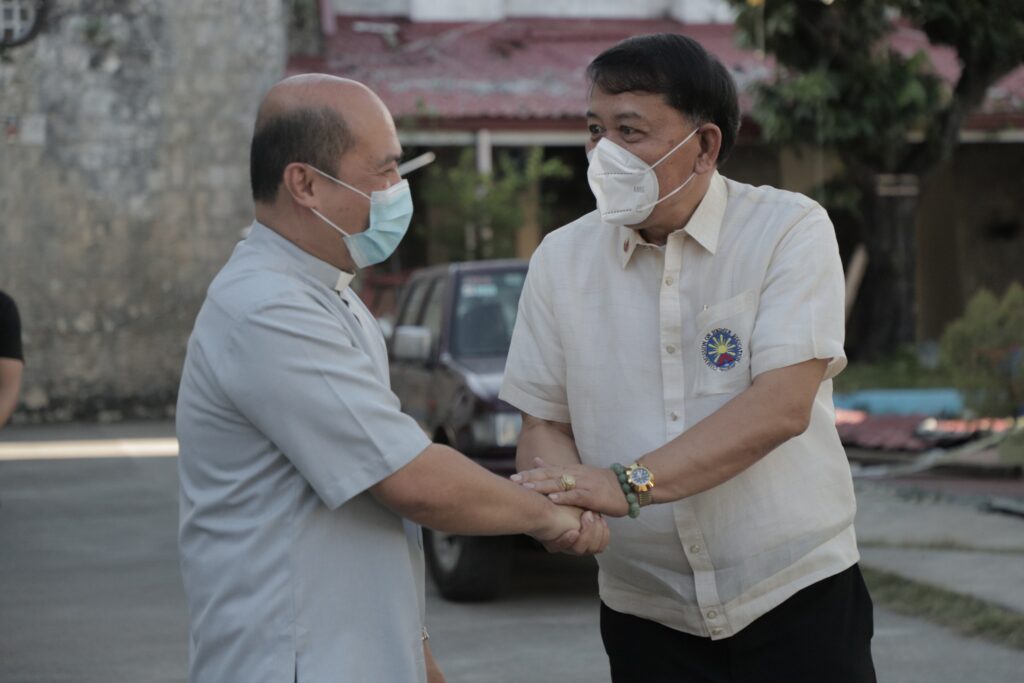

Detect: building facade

[0,0,1020,419]
[1,0,286,421]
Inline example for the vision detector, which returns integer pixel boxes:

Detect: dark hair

[250,106,353,203]
[586,33,741,164]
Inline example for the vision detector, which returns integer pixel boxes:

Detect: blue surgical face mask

[307,165,414,269]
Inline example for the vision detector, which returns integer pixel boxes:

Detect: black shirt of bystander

[0,291,23,362]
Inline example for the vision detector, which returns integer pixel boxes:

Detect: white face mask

[586,127,699,226]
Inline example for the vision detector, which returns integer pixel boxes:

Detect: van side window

[397,279,431,327]
[420,279,447,355]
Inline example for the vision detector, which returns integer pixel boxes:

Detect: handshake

[510,457,634,557]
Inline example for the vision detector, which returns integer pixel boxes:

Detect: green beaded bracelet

[611,463,641,518]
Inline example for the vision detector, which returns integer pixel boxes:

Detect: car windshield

[451,269,526,358]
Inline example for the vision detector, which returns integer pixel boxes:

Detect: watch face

[628,466,651,487]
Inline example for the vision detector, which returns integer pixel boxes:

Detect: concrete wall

[917,143,1024,341]
[775,142,1024,343]
[0,0,286,422]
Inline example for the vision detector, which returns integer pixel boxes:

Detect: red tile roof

[288,17,1024,130]
[888,23,1024,124]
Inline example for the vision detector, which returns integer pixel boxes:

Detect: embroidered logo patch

[702,328,743,371]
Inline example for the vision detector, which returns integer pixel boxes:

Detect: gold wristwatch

[624,462,655,507]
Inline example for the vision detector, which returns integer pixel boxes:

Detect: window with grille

[0,0,45,49]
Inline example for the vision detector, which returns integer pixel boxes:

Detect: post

[470,129,493,259]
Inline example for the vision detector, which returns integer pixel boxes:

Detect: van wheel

[423,529,512,602]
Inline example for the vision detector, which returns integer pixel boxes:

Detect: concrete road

[0,456,185,683]
[2,451,1024,682]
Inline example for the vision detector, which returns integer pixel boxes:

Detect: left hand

[424,640,445,683]
[512,458,630,517]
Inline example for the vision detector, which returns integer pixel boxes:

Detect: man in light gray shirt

[176,75,605,683]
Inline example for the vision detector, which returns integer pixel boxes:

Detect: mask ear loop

[650,127,700,170]
[637,127,702,211]
[643,172,698,211]
[305,164,368,239]
[310,207,352,239]
[307,165,372,200]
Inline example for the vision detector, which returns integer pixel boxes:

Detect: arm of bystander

[0,292,24,429]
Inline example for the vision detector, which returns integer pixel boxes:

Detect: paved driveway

[2,448,1023,682]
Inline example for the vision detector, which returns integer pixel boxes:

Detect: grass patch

[860,540,1024,555]
[999,429,1024,465]
[862,566,1024,650]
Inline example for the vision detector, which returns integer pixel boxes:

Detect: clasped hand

[513,458,629,555]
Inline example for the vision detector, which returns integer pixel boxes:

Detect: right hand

[541,510,610,556]
[530,502,584,544]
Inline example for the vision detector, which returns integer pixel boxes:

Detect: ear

[695,124,722,173]
[282,162,319,208]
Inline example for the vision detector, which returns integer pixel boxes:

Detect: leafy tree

[419,147,570,261]
[729,0,1024,357]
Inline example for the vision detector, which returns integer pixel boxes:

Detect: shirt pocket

[693,289,757,396]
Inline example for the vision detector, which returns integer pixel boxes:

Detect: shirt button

[689,544,702,553]
[707,610,718,619]
[666,344,676,354]
[670,412,679,422]
[664,276,674,286]
[711,628,724,636]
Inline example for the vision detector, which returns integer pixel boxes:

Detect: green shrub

[940,283,1024,417]
[1001,427,1024,464]
[833,346,952,393]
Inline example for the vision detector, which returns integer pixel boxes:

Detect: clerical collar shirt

[500,172,858,639]
[177,221,432,682]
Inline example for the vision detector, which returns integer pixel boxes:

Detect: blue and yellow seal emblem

[702,328,742,371]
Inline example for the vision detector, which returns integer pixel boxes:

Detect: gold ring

[559,474,576,491]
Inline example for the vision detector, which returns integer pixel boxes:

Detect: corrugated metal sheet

[289,17,1024,128]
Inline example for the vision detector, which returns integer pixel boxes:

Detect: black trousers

[600,564,876,683]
